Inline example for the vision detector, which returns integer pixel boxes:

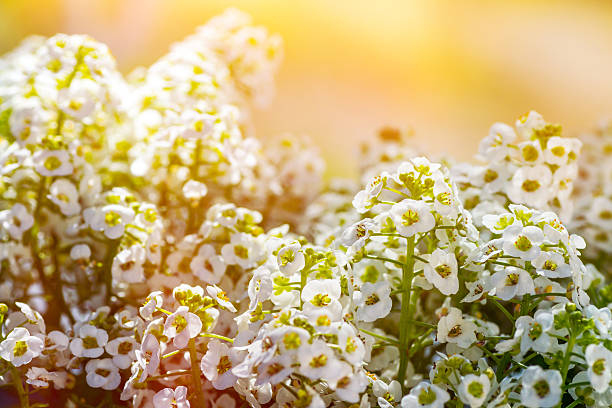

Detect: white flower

[401,382,450,408]
[70,244,91,260]
[516,110,546,138]
[544,136,579,166]
[25,367,68,389]
[482,212,521,235]
[140,291,163,320]
[45,330,69,352]
[490,267,534,301]
[432,179,460,218]
[532,251,571,278]
[333,367,368,403]
[301,279,343,320]
[502,225,543,261]
[478,122,516,161]
[423,248,459,295]
[112,245,146,283]
[585,344,612,393]
[190,244,226,284]
[163,306,202,349]
[584,305,612,336]
[48,179,80,216]
[374,380,402,407]
[200,339,238,390]
[221,233,264,269]
[586,196,612,229]
[457,374,490,408]
[84,204,135,240]
[153,386,190,408]
[352,172,388,213]
[336,323,366,366]
[105,336,137,369]
[58,78,100,120]
[182,180,208,200]
[34,150,73,177]
[255,353,294,386]
[85,358,121,390]
[517,140,543,164]
[6,302,46,334]
[520,366,562,408]
[353,281,392,322]
[0,327,43,367]
[436,308,477,349]
[0,203,34,240]
[277,241,305,276]
[207,284,237,312]
[69,325,108,358]
[247,266,273,310]
[508,165,552,208]
[268,326,311,354]
[298,340,343,381]
[390,199,435,237]
[338,218,378,256]
[135,333,161,381]
[515,309,554,355]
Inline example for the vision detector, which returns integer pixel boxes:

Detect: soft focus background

[2,0,612,177]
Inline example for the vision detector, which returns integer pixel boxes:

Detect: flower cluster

[1,7,612,408]
[452,111,581,223]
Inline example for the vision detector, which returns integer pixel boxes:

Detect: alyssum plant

[0,7,612,408]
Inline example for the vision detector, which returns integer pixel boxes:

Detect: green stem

[145,370,191,382]
[560,336,575,383]
[358,328,399,345]
[199,333,234,343]
[188,338,205,408]
[12,367,29,408]
[363,255,404,267]
[563,381,590,390]
[397,236,415,391]
[102,239,120,302]
[489,298,515,323]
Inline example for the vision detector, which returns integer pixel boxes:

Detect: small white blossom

[182,179,208,200]
[105,336,137,369]
[207,284,237,312]
[153,386,190,408]
[436,307,477,349]
[48,179,81,216]
[69,325,108,358]
[200,339,238,390]
[520,366,562,408]
[34,150,73,177]
[423,248,459,295]
[457,374,490,408]
[277,241,305,276]
[0,327,44,367]
[353,281,392,322]
[401,382,450,408]
[0,203,34,240]
[163,306,202,349]
[85,358,121,390]
[390,199,435,237]
[490,267,535,301]
[585,344,612,393]
[190,244,226,284]
[84,204,135,240]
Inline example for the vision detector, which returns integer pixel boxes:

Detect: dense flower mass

[1,7,612,408]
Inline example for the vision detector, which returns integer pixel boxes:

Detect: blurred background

[2,0,612,177]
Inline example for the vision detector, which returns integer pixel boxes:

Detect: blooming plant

[0,7,612,408]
